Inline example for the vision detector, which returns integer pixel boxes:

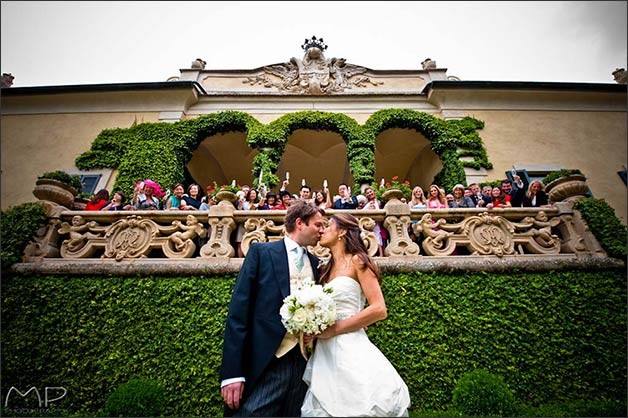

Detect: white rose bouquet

[280,278,336,359]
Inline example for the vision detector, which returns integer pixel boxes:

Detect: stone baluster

[200,190,237,258]
[382,189,420,257]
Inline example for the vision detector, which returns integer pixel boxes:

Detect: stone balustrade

[14,192,621,276]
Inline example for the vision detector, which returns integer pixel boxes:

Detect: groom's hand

[222,382,244,410]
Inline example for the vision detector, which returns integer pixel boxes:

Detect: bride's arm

[317,256,387,339]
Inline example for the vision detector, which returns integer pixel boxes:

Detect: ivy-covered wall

[75,109,491,196]
[2,270,625,416]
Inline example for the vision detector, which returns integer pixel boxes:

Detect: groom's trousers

[230,345,307,417]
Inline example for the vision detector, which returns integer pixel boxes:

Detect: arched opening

[374,128,442,188]
[186,131,258,188]
[276,129,351,193]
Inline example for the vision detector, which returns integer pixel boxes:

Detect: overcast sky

[1,1,626,87]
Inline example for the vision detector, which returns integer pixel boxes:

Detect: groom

[220,201,325,416]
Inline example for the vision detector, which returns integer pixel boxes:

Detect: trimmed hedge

[0,202,46,269]
[1,271,626,416]
[574,197,627,260]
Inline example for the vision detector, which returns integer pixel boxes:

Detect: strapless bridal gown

[301,276,411,417]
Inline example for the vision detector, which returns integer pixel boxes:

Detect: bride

[301,212,411,417]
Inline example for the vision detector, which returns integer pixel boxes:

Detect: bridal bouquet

[280,278,336,358]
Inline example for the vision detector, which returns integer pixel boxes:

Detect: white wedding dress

[301,276,411,417]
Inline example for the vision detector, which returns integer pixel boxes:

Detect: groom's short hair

[285,201,323,233]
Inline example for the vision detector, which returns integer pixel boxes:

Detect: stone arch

[374,128,442,189]
[75,109,489,197]
[276,129,350,193]
[248,110,365,189]
[186,131,258,188]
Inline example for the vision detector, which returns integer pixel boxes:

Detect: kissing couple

[221,201,410,416]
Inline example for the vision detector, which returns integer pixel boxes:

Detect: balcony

[14,190,620,276]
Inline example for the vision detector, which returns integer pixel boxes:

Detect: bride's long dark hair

[319,212,381,284]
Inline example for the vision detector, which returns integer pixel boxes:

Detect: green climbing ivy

[75,109,491,197]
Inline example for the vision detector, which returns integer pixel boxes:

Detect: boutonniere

[317,257,330,270]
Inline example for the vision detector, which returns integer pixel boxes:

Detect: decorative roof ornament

[301,36,328,52]
[612,68,627,84]
[243,36,382,95]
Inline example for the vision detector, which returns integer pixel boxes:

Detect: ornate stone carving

[191,58,206,69]
[200,217,236,258]
[33,178,77,209]
[242,36,383,95]
[358,216,380,258]
[546,174,589,203]
[23,201,66,262]
[414,211,561,257]
[1,73,14,88]
[164,215,207,258]
[58,215,106,258]
[241,218,284,255]
[383,192,420,257]
[104,217,156,261]
[613,68,627,84]
[421,58,437,70]
[384,215,421,257]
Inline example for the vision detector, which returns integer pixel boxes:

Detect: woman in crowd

[258,192,276,210]
[361,186,386,257]
[238,188,261,210]
[84,189,110,211]
[101,191,125,211]
[449,184,475,208]
[426,184,447,209]
[313,188,332,210]
[182,183,205,210]
[165,183,187,210]
[135,180,162,210]
[486,186,512,208]
[408,186,427,209]
[522,180,551,207]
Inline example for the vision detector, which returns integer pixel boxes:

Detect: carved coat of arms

[244,36,383,95]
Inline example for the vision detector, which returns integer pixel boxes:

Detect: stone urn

[381,188,405,204]
[32,178,78,209]
[215,190,238,207]
[545,174,589,203]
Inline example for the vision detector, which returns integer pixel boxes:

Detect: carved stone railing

[15,192,621,275]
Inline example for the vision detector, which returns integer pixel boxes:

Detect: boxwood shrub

[0,202,46,269]
[1,270,626,416]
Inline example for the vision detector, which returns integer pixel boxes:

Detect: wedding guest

[502,176,526,207]
[426,184,447,209]
[523,180,551,208]
[166,183,187,210]
[101,191,125,211]
[449,184,475,208]
[486,186,512,209]
[84,189,110,211]
[259,192,277,210]
[361,186,386,257]
[408,186,427,209]
[332,183,358,209]
[182,183,206,210]
[469,183,486,207]
[356,194,368,209]
[298,185,314,204]
[313,188,332,210]
[134,180,162,210]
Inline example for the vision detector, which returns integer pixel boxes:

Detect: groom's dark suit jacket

[220,239,320,392]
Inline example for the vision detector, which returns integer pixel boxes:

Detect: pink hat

[143,179,164,198]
